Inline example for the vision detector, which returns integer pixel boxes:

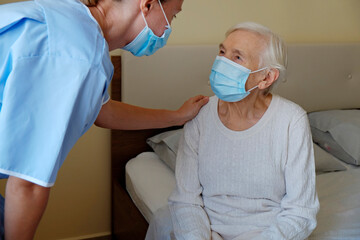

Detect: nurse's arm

[94,95,209,130]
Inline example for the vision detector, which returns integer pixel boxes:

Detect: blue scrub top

[0,0,114,187]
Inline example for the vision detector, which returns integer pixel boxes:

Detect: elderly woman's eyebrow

[219,44,245,58]
[232,48,243,55]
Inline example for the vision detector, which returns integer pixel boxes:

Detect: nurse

[0,0,208,239]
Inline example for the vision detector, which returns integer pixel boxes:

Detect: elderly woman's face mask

[209,56,267,102]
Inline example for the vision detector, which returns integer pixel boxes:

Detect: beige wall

[168,0,360,45]
[0,0,359,239]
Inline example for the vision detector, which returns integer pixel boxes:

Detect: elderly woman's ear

[258,68,280,90]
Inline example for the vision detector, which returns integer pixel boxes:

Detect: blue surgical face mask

[209,56,267,102]
[122,0,172,57]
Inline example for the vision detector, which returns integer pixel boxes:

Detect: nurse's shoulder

[0,1,44,33]
[0,1,48,64]
[35,0,106,64]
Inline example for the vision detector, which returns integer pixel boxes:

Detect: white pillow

[313,144,347,174]
[308,110,360,165]
[146,129,182,171]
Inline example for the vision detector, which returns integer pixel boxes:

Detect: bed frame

[110,44,360,239]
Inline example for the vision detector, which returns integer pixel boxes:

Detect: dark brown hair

[85,0,99,6]
[85,0,168,7]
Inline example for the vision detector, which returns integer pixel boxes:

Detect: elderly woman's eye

[235,56,241,60]
[219,50,225,55]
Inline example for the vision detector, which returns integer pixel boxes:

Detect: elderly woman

[167,22,319,240]
[0,0,208,239]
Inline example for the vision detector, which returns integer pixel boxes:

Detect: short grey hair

[226,22,287,92]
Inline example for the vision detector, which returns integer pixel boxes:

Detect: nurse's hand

[176,95,209,125]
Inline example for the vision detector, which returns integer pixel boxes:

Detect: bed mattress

[125,152,175,222]
[126,152,360,238]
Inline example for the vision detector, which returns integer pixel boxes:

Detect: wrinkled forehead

[224,30,268,58]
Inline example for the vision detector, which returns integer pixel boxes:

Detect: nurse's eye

[173,14,177,18]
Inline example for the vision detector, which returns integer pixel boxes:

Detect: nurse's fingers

[192,95,210,106]
[176,95,209,125]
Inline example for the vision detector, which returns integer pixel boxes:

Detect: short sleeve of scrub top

[0,0,114,187]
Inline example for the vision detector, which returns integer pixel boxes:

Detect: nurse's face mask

[122,0,172,57]
[209,56,267,102]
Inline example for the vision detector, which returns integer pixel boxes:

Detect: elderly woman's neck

[218,93,272,122]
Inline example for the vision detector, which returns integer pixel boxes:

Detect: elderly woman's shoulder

[191,95,217,121]
[273,95,307,120]
[200,95,217,113]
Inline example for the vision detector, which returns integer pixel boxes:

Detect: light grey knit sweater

[168,95,319,240]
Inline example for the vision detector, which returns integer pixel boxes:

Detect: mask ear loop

[248,85,258,92]
[140,11,149,27]
[248,67,269,92]
[141,1,170,29]
[158,0,171,27]
[250,67,268,74]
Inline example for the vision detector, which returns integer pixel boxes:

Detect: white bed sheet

[126,152,360,239]
[309,168,360,239]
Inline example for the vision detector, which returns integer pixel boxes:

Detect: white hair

[226,22,287,92]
